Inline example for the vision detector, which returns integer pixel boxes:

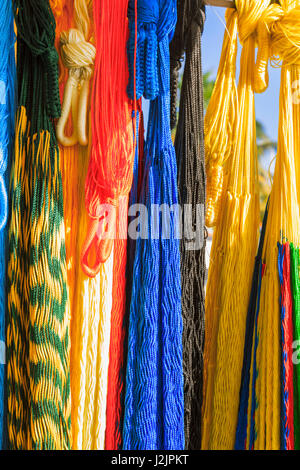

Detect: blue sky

[202,5,280,143]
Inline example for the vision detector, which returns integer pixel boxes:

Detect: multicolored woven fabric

[6,0,71,450]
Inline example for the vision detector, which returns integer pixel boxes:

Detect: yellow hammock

[202,0,271,450]
[250,0,300,449]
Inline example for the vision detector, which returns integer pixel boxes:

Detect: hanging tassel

[122,0,184,450]
[170,0,206,450]
[7,0,71,449]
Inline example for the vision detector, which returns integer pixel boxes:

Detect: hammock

[122,0,184,450]
[7,0,71,450]
[202,0,270,450]
[170,0,206,450]
[235,0,300,450]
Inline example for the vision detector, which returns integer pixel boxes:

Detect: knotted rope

[56,5,96,147]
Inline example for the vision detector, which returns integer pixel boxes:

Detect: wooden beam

[204,0,235,7]
[204,0,278,7]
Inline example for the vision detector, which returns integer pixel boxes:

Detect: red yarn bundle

[81,0,134,277]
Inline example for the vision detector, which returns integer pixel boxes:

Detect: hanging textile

[74,0,134,450]
[202,0,271,450]
[123,0,184,450]
[81,0,134,275]
[235,0,300,450]
[0,0,16,450]
[52,0,114,449]
[169,0,206,450]
[7,0,71,449]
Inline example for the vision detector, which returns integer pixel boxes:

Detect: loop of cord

[56,12,96,148]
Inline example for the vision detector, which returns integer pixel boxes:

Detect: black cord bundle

[170,0,206,450]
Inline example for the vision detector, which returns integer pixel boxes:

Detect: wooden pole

[204,0,278,7]
[204,0,235,7]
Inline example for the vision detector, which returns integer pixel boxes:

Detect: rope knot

[236,0,271,45]
[128,0,159,28]
[60,29,96,81]
[127,0,176,100]
[270,6,300,66]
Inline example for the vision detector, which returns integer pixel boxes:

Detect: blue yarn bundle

[123,0,184,450]
[0,0,16,449]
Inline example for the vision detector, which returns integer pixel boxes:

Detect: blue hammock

[0,0,16,449]
[123,0,184,450]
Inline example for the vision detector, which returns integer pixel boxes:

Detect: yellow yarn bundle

[205,9,238,228]
[70,138,114,450]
